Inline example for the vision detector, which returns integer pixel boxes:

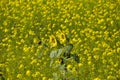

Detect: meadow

[0,0,120,80]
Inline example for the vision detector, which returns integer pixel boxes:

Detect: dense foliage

[0,0,120,80]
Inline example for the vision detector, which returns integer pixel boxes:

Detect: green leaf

[50,50,58,58]
[59,65,66,71]
[53,73,59,80]
[63,44,73,58]
[57,48,63,57]
[50,59,53,66]
[64,44,73,54]
[50,48,64,58]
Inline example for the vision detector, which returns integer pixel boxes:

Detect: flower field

[0,0,120,80]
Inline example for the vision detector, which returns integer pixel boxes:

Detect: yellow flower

[42,77,47,80]
[6,67,10,72]
[78,63,83,67]
[21,39,25,43]
[4,28,8,32]
[49,35,57,48]
[3,21,8,26]
[98,19,104,24]
[93,48,100,52]
[29,30,35,35]
[26,70,31,76]
[23,45,30,52]
[93,55,99,60]
[48,78,52,80]
[19,64,24,69]
[17,74,22,78]
[30,59,37,64]
[0,63,4,67]
[33,37,39,44]
[88,59,92,64]
[107,75,116,80]
[117,48,120,53]
[94,77,101,80]
[72,67,77,74]
[67,64,72,71]
[32,71,40,78]
[35,71,40,76]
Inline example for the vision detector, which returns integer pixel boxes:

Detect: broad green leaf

[50,50,58,58]
[59,65,66,71]
[64,44,73,54]
[50,48,64,58]
[62,44,73,58]
[57,48,63,57]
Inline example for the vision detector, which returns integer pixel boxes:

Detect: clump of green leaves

[49,38,79,79]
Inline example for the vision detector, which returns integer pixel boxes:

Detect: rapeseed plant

[0,0,120,79]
